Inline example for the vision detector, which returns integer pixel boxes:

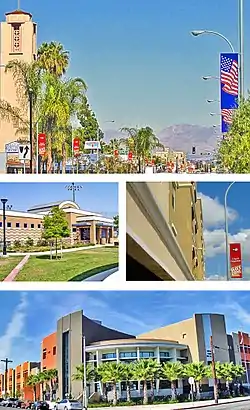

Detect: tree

[72,363,96,383]
[37,42,69,77]
[42,206,70,259]
[132,359,161,405]
[217,95,250,173]
[44,369,58,400]
[214,362,245,392]
[25,374,40,401]
[184,362,209,400]
[113,215,119,234]
[160,361,184,401]
[97,362,124,406]
[121,363,135,402]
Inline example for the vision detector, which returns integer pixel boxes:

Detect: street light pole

[1,358,13,398]
[224,182,235,281]
[28,88,33,174]
[1,198,8,256]
[65,183,83,203]
[239,0,244,98]
[210,336,218,405]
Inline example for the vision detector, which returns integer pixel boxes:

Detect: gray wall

[57,310,135,399]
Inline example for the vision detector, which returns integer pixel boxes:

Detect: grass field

[15,247,118,281]
[0,256,23,281]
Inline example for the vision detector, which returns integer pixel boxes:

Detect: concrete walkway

[93,397,250,410]
[83,267,119,282]
[7,244,105,256]
[3,255,30,281]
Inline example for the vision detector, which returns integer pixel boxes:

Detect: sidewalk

[94,396,250,410]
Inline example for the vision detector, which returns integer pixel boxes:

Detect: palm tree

[37,42,69,77]
[25,374,41,401]
[132,359,161,405]
[161,361,184,401]
[215,362,245,393]
[44,369,58,400]
[121,363,135,402]
[184,362,209,400]
[97,362,124,406]
[72,363,96,402]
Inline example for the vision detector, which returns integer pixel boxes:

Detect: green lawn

[0,256,23,281]
[15,247,119,281]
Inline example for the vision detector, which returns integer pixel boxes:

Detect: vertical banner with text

[229,242,242,279]
[73,138,80,156]
[220,53,239,133]
[38,133,46,156]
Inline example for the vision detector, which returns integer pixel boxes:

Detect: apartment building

[126,182,205,280]
[0,362,40,399]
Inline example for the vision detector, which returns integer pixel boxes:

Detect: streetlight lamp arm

[204,31,235,53]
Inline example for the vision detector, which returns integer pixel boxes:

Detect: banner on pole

[73,138,80,155]
[229,242,242,279]
[220,53,239,133]
[38,133,46,156]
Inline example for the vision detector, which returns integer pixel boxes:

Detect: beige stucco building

[0,8,37,172]
[0,200,114,246]
[126,182,205,281]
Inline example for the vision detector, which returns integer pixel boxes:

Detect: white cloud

[199,192,238,229]
[204,228,250,258]
[0,292,28,370]
[221,300,250,328]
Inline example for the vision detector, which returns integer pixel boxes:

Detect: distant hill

[103,124,220,154]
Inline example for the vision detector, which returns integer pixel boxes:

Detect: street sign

[230,242,242,279]
[84,141,101,150]
[188,377,195,385]
[38,133,46,156]
[18,144,31,160]
[5,141,20,153]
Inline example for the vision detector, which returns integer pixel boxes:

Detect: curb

[171,397,250,410]
[3,255,30,281]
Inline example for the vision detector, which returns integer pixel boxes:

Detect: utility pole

[1,358,13,398]
[210,336,218,404]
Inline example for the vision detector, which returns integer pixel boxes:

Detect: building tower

[0,8,37,171]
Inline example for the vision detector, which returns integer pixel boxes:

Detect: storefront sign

[5,141,20,153]
[229,242,242,279]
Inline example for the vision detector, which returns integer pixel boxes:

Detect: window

[7,222,11,228]
[53,346,56,355]
[160,352,170,358]
[191,206,195,220]
[38,224,41,229]
[139,351,154,358]
[192,247,196,260]
[31,224,34,228]
[0,222,2,227]
[24,223,28,228]
[102,353,116,360]
[72,228,77,233]
[119,352,137,359]
[43,350,47,360]
[12,24,21,53]
[171,187,176,210]
[16,223,20,228]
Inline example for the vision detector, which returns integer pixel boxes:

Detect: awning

[72,223,92,227]
[96,223,113,227]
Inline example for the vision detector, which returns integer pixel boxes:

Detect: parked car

[56,400,82,410]
[13,400,24,408]
[31,402,49,410]
[5,399,16,407]
[45,402,56,410]
[23,401,33,409]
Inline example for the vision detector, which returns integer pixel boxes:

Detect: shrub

[13,240,22,248]
[25,237,34,247]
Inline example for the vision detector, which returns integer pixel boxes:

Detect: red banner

[38,133,46,156]
[114,149,119,157]
[128,151,133,160]
[229,243,242,279]
[73,138,80,156]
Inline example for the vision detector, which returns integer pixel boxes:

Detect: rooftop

[5,9,32,18]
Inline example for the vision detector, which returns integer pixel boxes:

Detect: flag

[221,56,238,96]
[221,108,234,124]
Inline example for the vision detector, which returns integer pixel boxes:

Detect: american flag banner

[221,56,239,96]
[221,109,234,124]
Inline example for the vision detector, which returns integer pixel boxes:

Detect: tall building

[41,332,57,371]
[0,8,37,172]
[126,182,205,280]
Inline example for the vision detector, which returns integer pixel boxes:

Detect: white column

[171,348,177,362]
[137,347,140,395]
[116,349,121,398]
[156,347,160,393]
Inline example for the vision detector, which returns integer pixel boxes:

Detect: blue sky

[198,182,250,280]
[0,182,118,216]
[1,0,249,132]
[1,290,250,371]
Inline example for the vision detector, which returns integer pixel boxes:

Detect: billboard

[220,53,239,133]
[229,242,242,279]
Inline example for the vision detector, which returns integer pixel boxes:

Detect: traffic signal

[192,146,196,154]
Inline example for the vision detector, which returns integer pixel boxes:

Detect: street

[195,400,250,409]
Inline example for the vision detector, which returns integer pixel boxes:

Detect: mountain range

[103,124,221,154]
